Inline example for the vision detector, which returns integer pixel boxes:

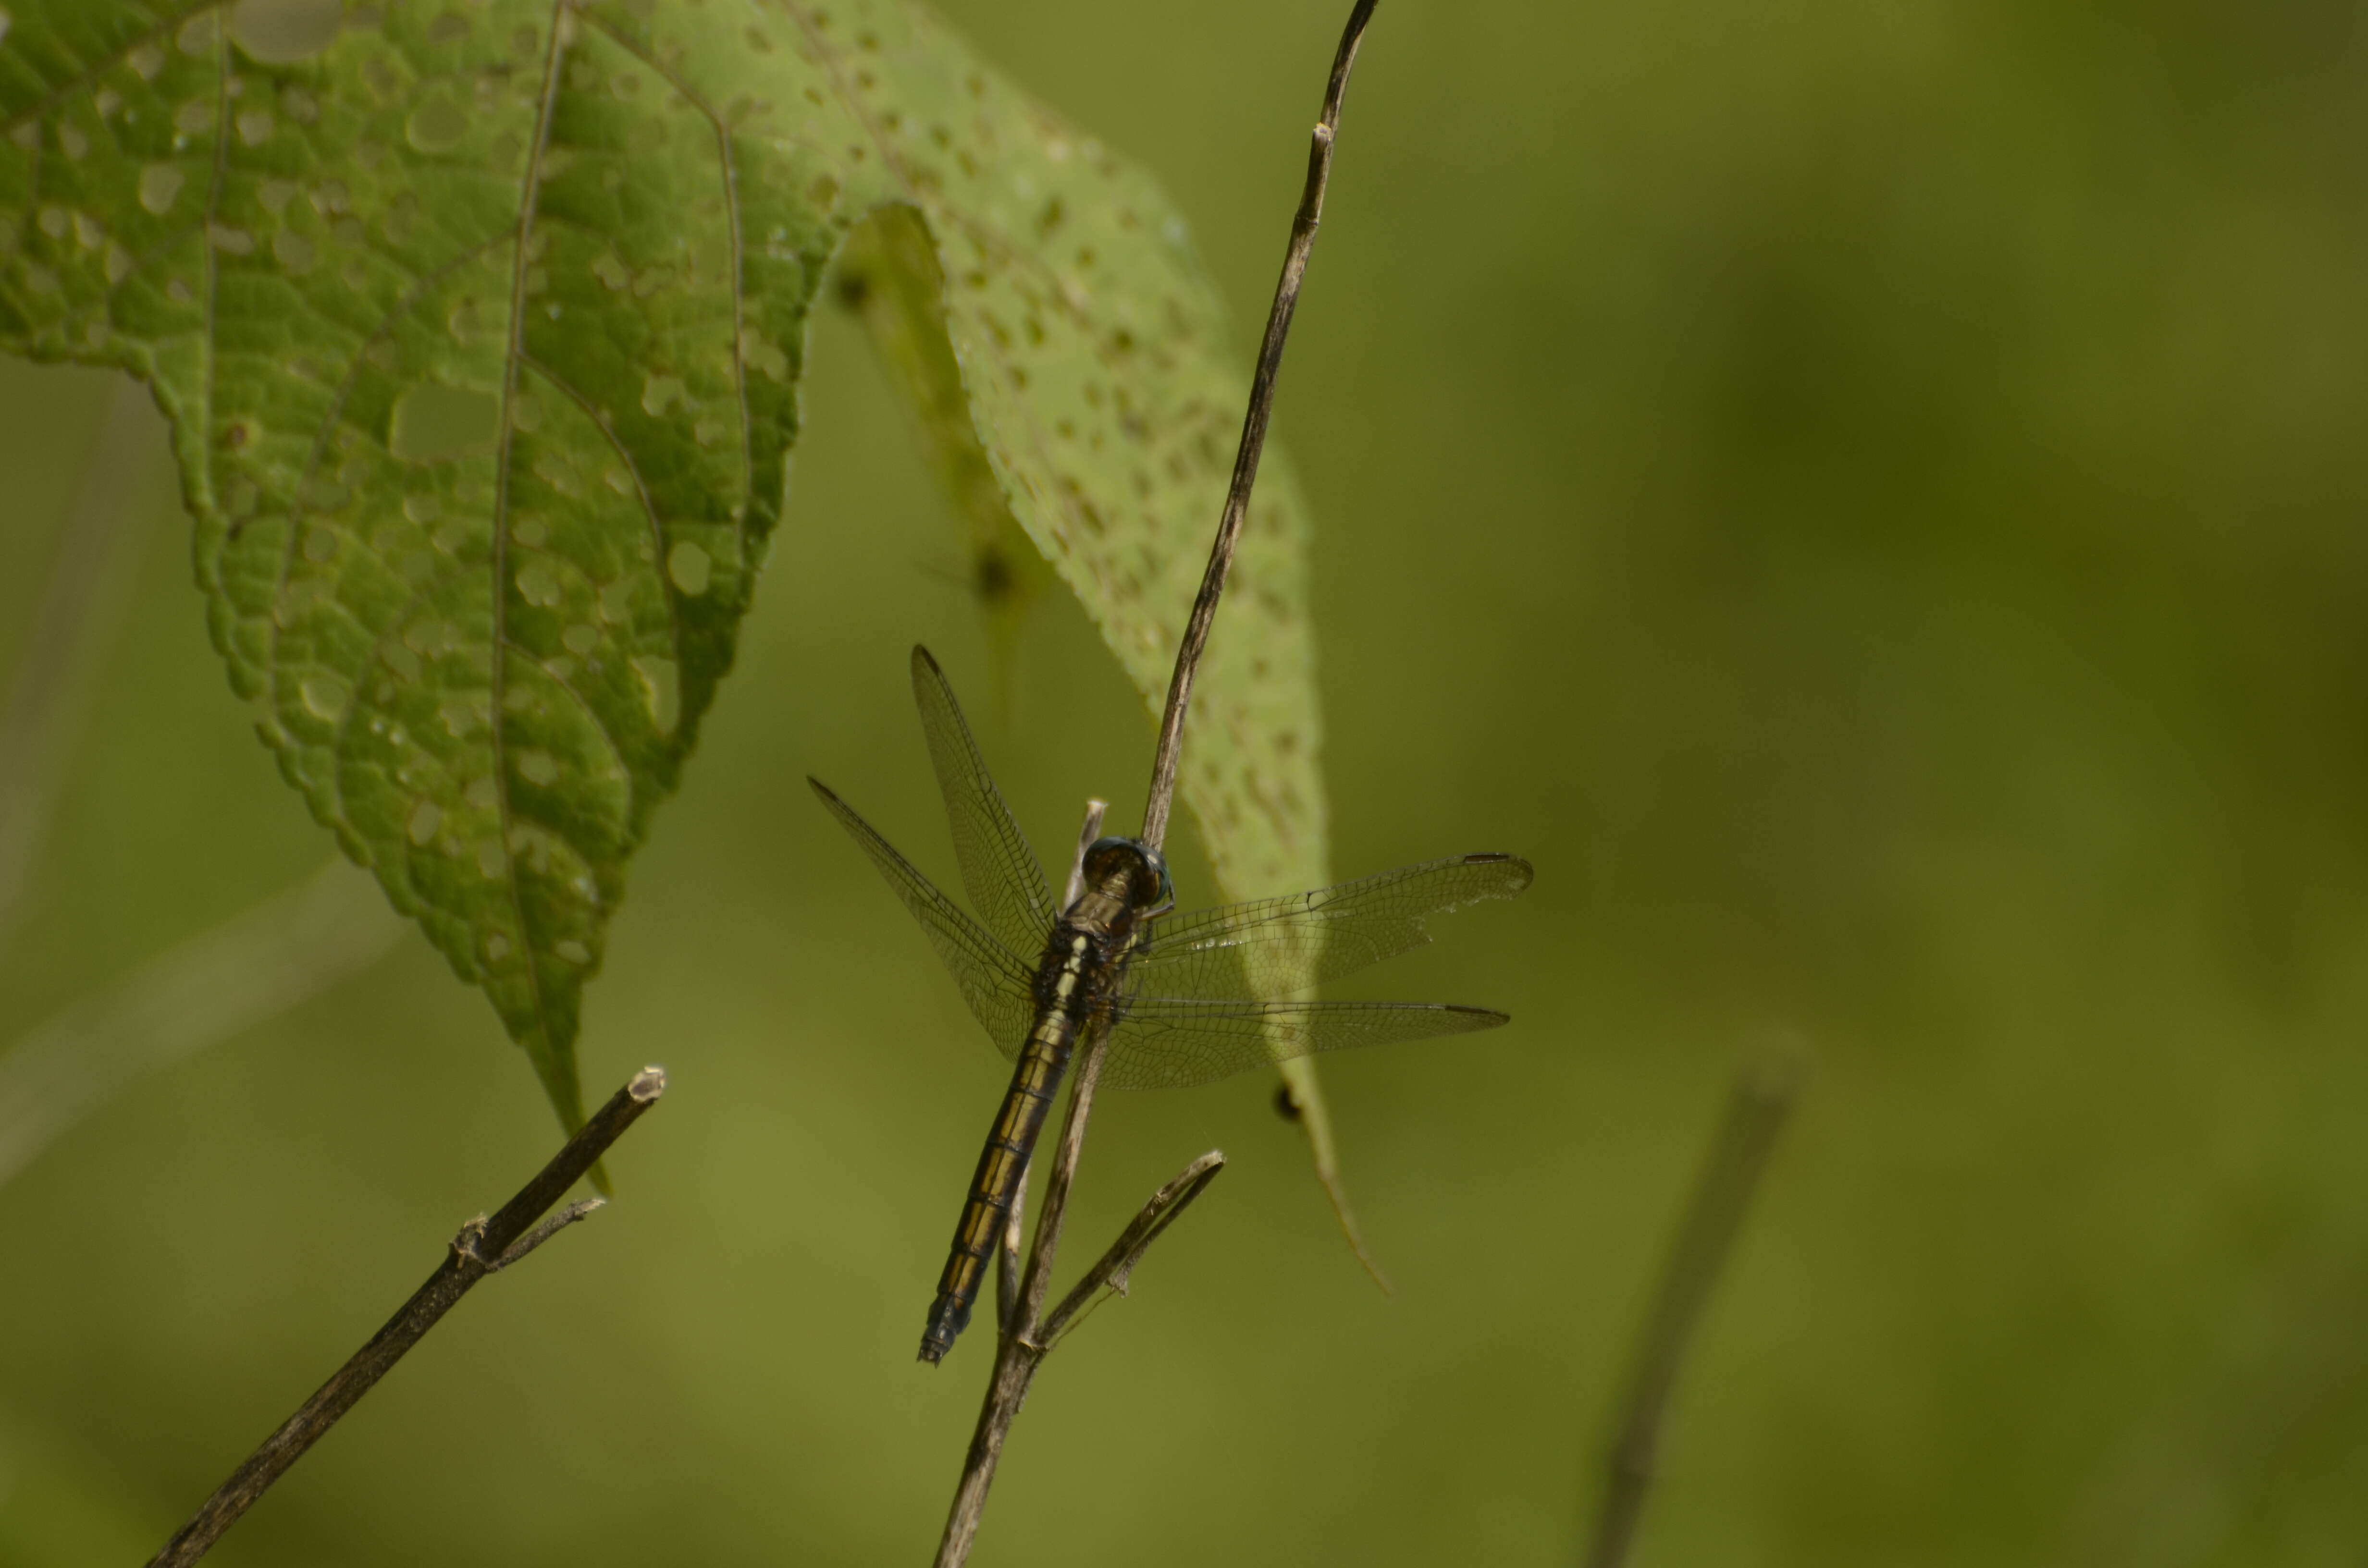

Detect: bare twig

[1579,1061,1802,1568]
[1138,0,1381,853]
[993,1155,1031,1335]
[1040,1150,1226,1348]
[487,1196,607,1271]
[933,6,1383,1562]
[935,1019,1221,1568]
[934,1015,1111,1568]
[145,1067,668,1568]
[0,858,403,1192]
[0,379,154,943]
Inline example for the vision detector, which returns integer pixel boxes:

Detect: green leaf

[0,0,1330,1151]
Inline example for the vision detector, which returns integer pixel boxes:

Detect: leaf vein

[485,0,577,1073]
[497,635,635,826]
[516,351,684,687]
[250,233,519,860]
[579,12,753,566]
[0,2,217,137]
[253,233,510,662]
[323,559,489,775]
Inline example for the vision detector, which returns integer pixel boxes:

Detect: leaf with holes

[0,0,1332,1151]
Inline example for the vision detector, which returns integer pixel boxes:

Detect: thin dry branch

[934,1038,1220,1568]
[933,1011,1115,1568]
[1040,1149,1226,1348]
[932,5,1383,1562]
[1138,0,1380,853]
[1579,1060,1802,1568]
[992,1156,1032,1336]
[488,1196,607,1271]
[145,1066,668,1568]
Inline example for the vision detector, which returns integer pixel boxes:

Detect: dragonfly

[810,647,1533,1364]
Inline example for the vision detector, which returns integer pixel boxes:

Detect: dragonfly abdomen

[923,976,1108,1373]
[919,933,1114,1364]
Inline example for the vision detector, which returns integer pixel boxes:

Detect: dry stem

[145,1066,668,1568]
[1137,0,1381,853]
[930,4,1382,1562]
[1039,1150,1227,1348]
[1579,1060,1801,1568]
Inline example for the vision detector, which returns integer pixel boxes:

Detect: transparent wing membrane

[1130,853,1533,1001]
[910,646,1058,961]
[815,649,1531,1371]
[808,778,1037,1059]
[813,656,1530,1093]
[1103,998,1511,1090]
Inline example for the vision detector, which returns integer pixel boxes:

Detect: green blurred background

[6,0,2368,1563]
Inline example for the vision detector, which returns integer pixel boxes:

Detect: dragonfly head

[1075,836,1174,925]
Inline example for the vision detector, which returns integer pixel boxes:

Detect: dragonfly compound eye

[1083,836,1170,910]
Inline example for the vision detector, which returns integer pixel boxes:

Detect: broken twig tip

[629,1065,667,1102]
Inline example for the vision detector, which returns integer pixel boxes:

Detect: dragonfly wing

[1103,996,1510,1090]
[1130,853,1533,1000]
[911,646,1059,961]
[810,777,1037,1060]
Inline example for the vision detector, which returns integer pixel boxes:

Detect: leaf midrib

[482,0,575,1072]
